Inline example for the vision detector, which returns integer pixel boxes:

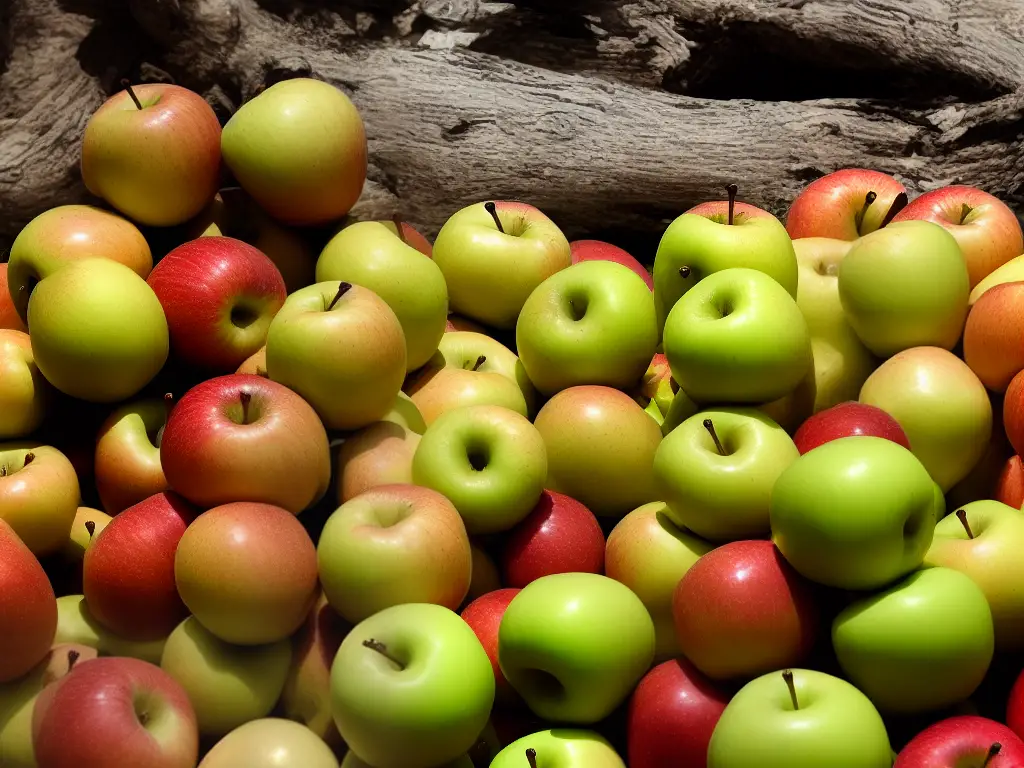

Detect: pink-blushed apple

[995,455,1024,509]
[786,169,907,240]
[570,240,653,290]
[0,518,57,683]
[461,588,522,705]
[0,443,80,557]
[147,236,287,372]
[894,715,1024,767]
[93,396,172,514]
[963,281,1024,392]
[445,315,486,333]
[1001,370,1024,458]
[335,421,420,503]
[0,330,46,440]
[160,374,330,514]
[792,400,911,454]
[0,264,26,331]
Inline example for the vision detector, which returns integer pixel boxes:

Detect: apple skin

[62,506,113,563]
[892,185,1024,289]
[93,397,172,514]
[147,236,288,372]
[331,603,495,768]
[534,385,661,519]
[570,239,653,290]
[317,484,473,623]
[860,346,993,492]
[174,502,319,645]
[793,400,911,454]
[770,436,936,590]
[160,373,331,514]
[971,253,1024,306]
[498,573,656,723]
[236,344,266,375]
[490,729,625,768]
[515,260,659,395]
[1002,369,1024,456]
[0,330,46,439]
[467,544,503,604]
[0,264,26,331]
[1008,669,1024,743]
[32,656,199,768]
[432,200,572,329]
[28,257,169,403]
[995,455,1024,508]
[894,715,1024,768]
[627,658,730,768]
[963,281,1024,392]
[54,594,168,664]
[82,84,221,227]
[707,668,892,768]
[785,168,907,240]
[336,421,420,503]
[0,519,57,683]
[0,442,80,557]
[459,588,522,705]
[381,392,427,434]
[199,718,341,768]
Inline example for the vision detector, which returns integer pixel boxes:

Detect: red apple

[792,400,912,454]
[501,490,605,588]
[83,492,198,642]
[1002,370,1024,457]
[160,374,331,514]
[392,219,433,257]
[93,396,173,514]
[1008,668,1024,744]
[570,240,653,290]
[895,715,1024,767]
[963,281,1024,392]
[786,169,907,240]
[627,658,730,768]
[32,656,199,768]
[0,519,57,683]
[147,236,287,372]
[459,588,521,705]
[995,456,1024,509]
[0,263,26,332]
[672,540,818,681]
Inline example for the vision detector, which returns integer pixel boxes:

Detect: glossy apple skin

[501,490,605,588]
[894,715,1024,768]
[995,455,1024,508]
[63,506,113,562]
[861,346,993,492]
[199,718,341,768]
[1001,369,1024,456]
[490,729,625,767]
[1008,669,1024,743]
[147,236,287,372]
[627,658,730,768]
[0,330,46,439]
[0,519,57,683]
[160,374,331,514]
[571,239,653,290]
[0,264,26,331]
[93,398,171,514]
[83,492,197,642]
[786,169,907,240]
[793,401,911,454]
[174,502,319,645]
[0,443,80,556]
[963,281,1024,392]
[336,421,420,503]
[460,588,522,705]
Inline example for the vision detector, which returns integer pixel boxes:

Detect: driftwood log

[1,0,1023,258]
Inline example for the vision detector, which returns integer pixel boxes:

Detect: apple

[0,443,79,556]
[460,588,522,705]
[221,77,366,226]
[895,715,1024,767]
[770,436,936,589]
[175,501,319,645]
[786,169,907,240]
[32,656,199,768]
[860,346,993,492]
[343,754,470,768]
[412,404,547,535]
[654,408,799,542]
[0,519,57,683]
[499,573,655,723]
[571,239,653,289]
[432,200,572,328]
[316,220,449,371]
[336,421,420,503]
[467,545,503,604]
[93,396,172,514]
[892,185,1024,289]
[516,260,658,395]
[55,594,167,664]
[0,263,26,331]
[318,484,473,623]
[199,718,340,768]
[501,490,605,588]
[971,253,1024,306]
[82,83,221,227]
[266,281,407,430]
[445,314,486,333]
[147,236,287,372]
[628,352,676,424]
[331,602,494,767]
[378,391,427,433]
[62,506,112,563]
[1001,370,1024,457]
[963,281,1024,392]
[663,267,812,404]
[490,729,625,767]
[28,257,169,402]
[707,668,892,767]
[160,373,331,514]
[534,385,661,519]
[793,400,911,454]
[659,384,700,435]
[995,455,1024,509]
[160,616,291,737]
[627,658,730,768]
[1008,669,1024,743]
[237,344,266,375]
[0,330,46,439]
[83,492,198,642]
[654,190,798,333]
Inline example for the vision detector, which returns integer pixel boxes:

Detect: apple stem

[240,391,252,424]
[84,520,96,540]
[982,743,1001,768]
[327,282,353,311]
[855,191,877,233]
[120,79,143,110]
[0,466,5,477]
[255,367,268,378]
[726,184,738,225]
[392,214,407,243]
[526,748,538,768]
[679,265,691,278]
[471,355,486,371]
[362,638,405,669]
[22,452,34,468]
[956,508,975,539]
[484,201,505,234]
[67,649,80,671]
[960,203,973,225]
[782,669,799,710]
[703,419,726,455]
[879,192,909,229]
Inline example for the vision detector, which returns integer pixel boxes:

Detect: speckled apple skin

[0,518,56,683]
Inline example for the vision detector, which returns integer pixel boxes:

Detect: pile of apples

[4,71,1024,768]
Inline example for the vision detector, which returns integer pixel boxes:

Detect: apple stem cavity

[982,743,1002,768]
[526,748,538,768]
[392,214,407,243]
[120,79,143,110]
[327,282,353,311]
[67,649,80,671]
[471,355,486,371]
[703,419,726,455]
[362,638,405,669]
[782,669,799,710]
[855,191,877,233]
[22,452,34,468]
[84,521,96,540]
[256,367,268,378]
[879,192,909,229]
[679,266,692,279]
[960,203,974,224]
[726,184,738,225]
[0,466,5,477]
[956,508,975,539]
[484,201,505,234]
[240,391,252,424]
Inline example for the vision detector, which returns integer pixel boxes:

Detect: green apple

[28,258,168,403]
[381,391,427,434]
[432,201,571,328]
[838,220,969,357]
[316,220,448,371]
[266,281,407,430]
[970,253,1024,305]
[770,436,936,590]
[199,718,340,768]
[659,386,699,435]
[54,594,166,664]
[832,566,993,714]
[925,500,1024,650]
[860,346,992,492]
[653,197,798,332]
[498,573,655,723]
[663,267,812,404]
[654,408,799,542]
[330,603,494,768]
[412,404,547,534]
[707,669,892,768]
[62,507,113,563]
[221,77,366,226]
[515,260,658,395]
[490,729,625,768]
